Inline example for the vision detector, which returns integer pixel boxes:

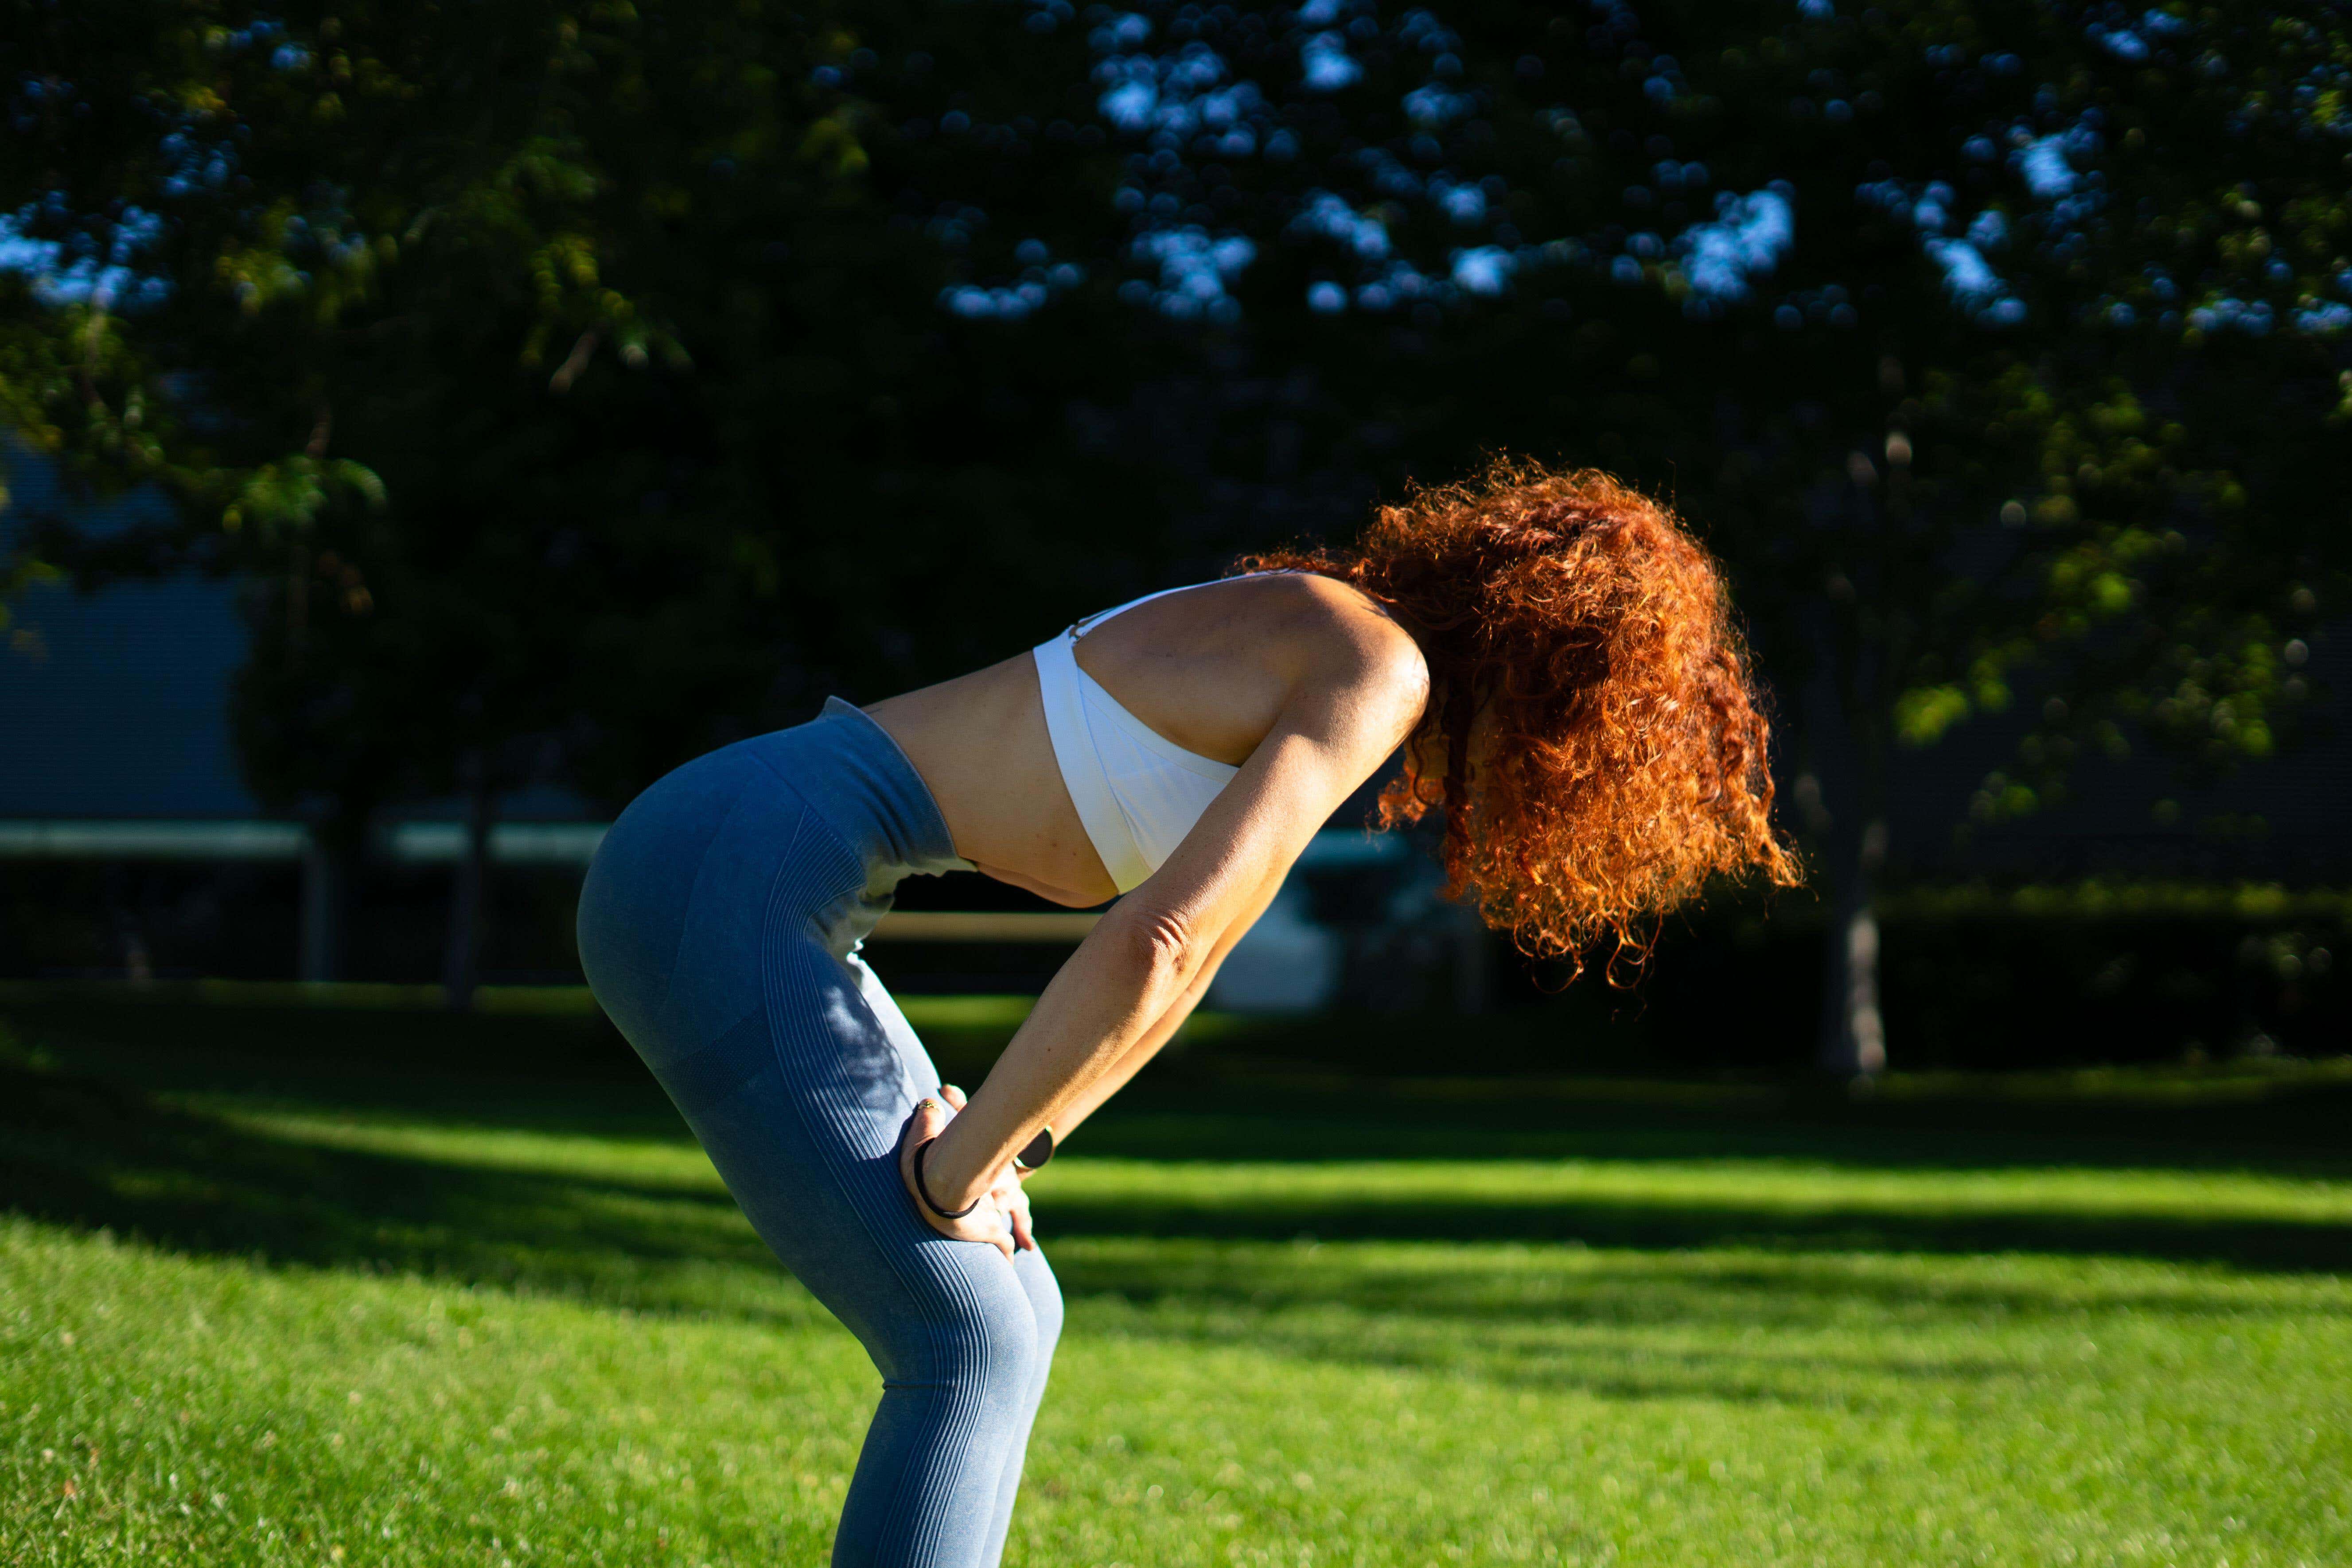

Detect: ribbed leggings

[576,699,1061,1568]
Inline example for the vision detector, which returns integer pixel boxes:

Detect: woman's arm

[1039,867,1281,1144]
[910,631,1425,1211]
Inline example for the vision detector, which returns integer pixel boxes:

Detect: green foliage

[1893,683,1970,747]
[220,455,382,538]
[1,0,2346,849]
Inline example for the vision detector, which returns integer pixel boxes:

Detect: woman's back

[863,570,1416,907]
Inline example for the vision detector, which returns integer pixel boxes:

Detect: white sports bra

[1032,573,1287,892]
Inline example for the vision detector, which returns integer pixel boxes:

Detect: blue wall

[1,449,258,819]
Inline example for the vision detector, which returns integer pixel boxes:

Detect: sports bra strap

[1067,568,1301,641]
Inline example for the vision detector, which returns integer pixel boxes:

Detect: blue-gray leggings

[576,698,1061,1568]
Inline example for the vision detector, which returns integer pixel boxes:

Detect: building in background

[0,453,605,984]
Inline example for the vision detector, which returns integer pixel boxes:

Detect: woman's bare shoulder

[1254,572,1428,732]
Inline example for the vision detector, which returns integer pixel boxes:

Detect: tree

[903,0,2351,1069]
[4,2,666,995]
[2,0,1171,998]
[7,0,2345,1047]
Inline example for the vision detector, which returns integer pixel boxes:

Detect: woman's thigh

[649,921,1038,1389]
[584,784,1045,1377]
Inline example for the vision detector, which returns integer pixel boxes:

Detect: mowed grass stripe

[210,1109,2352,1225]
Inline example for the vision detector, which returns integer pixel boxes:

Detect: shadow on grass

[14,995,2352,1173]
[1045,1241,2352,1338]
[0,999,694,1141]
[10,1000,2351,1415]
[27,1054,2342,1416]
[6,1034,2349,1315]
[1076,1090,2352,1179]
[0,1054,810,1323]
[1029,1188,2352,1272]
[1045,1274,2040,1410]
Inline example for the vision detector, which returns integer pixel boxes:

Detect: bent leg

[651,932,1051,1568]
[833,1249,1044,1568]
[847,949,1065,1566]
[975,1246,1064,1566]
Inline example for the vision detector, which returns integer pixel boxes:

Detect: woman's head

[1240,458,1800,977]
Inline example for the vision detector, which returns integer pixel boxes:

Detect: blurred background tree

[4,0,2345,1047]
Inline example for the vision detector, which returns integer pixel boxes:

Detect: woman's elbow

[1110,903,1205,990]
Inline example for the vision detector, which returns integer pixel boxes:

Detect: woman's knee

[1018,1252,1065,1360]
[875,1258,1049,1401]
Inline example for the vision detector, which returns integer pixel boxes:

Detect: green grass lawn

[3,996,2350,1566]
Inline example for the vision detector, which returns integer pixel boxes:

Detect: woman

[575,461,1798,1567]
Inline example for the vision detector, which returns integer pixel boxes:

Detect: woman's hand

[944,1085,1036,1249]
[995,1161,1036,1252]
[896,1086,1030,1258]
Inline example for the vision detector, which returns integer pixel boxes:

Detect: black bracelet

[912,1137,981,1220]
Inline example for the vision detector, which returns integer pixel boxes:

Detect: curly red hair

[1241,459,1800,977]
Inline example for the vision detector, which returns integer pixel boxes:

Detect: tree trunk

[105,867,155,986]
[1450,899,1489,1015]
[1809,557,1897,1079]
[299,829,344,984]
[1816,814,1888,1078]
[443,758,494,1012]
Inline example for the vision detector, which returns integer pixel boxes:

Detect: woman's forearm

[1047,960,1219,1143]
[921,910,1198,1206]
